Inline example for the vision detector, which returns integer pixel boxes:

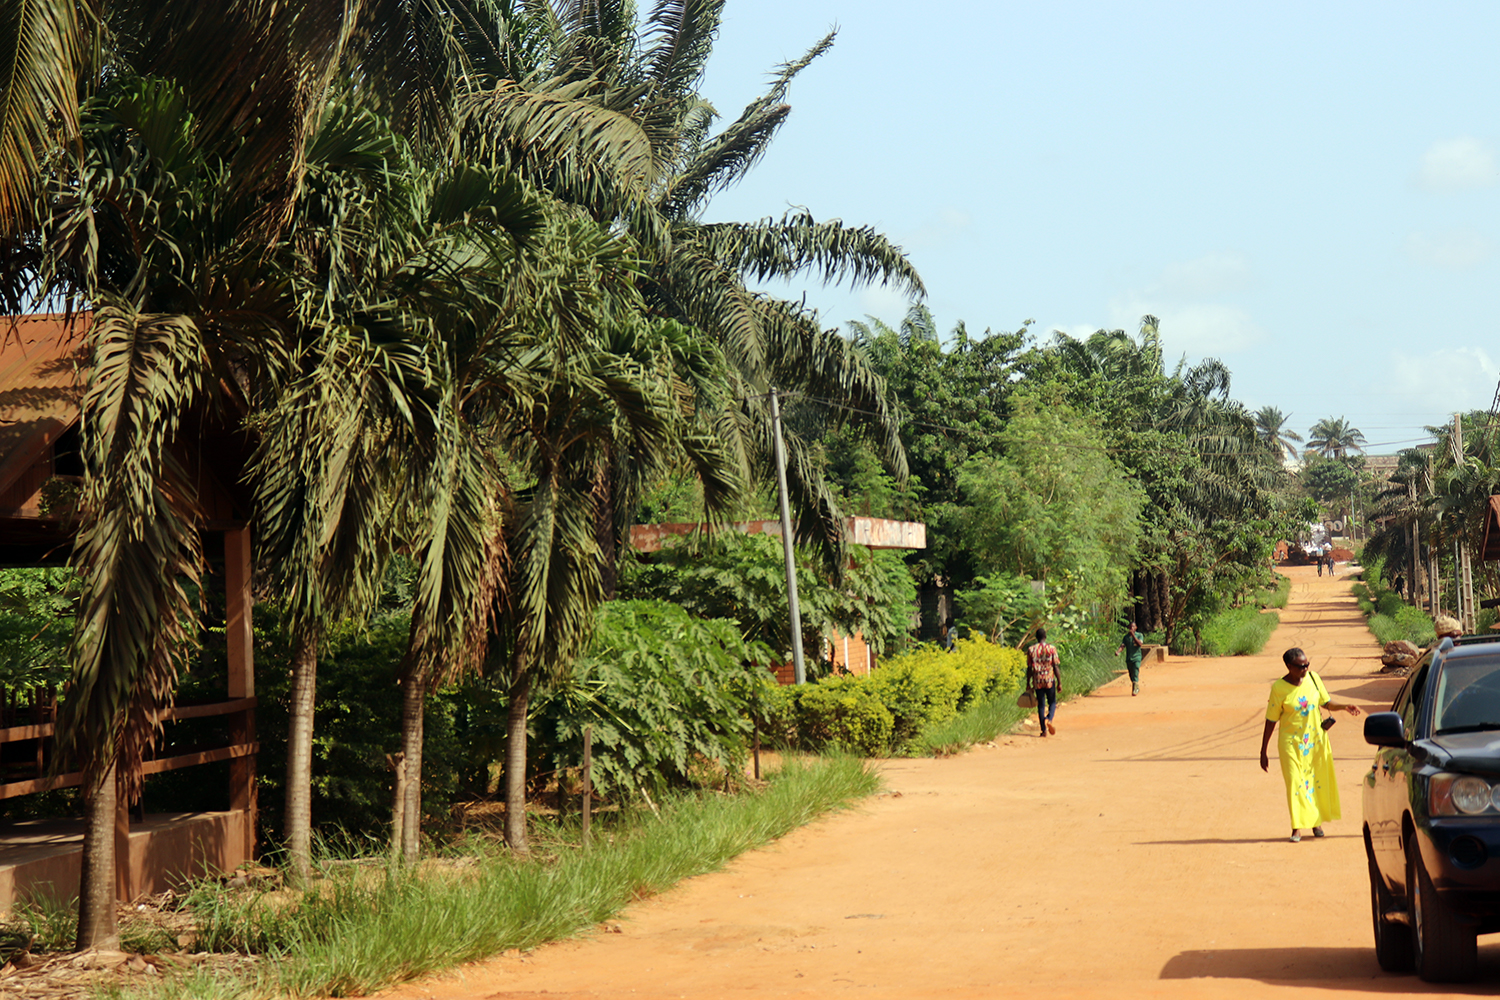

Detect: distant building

[1365,454,1401,481]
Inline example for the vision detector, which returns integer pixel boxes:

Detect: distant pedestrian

[1393,574,1405,599]
[1116,620,1144,696]
[1324,552,1335,579]
[1026,628,1063,736]
[940,617,956,652]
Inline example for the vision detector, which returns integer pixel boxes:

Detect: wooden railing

[0,685,257,800]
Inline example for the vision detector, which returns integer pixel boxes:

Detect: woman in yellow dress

[1259,647,1361,842]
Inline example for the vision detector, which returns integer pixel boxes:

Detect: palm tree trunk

[284,623,320,885]
[503,662,533,853]
[75,759,119,950]
[399,674,425,863]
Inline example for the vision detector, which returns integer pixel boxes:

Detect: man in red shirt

[1027,628,1063,736]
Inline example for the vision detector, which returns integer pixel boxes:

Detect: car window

[1400,662,1430,733]
[1433,655,1500,733]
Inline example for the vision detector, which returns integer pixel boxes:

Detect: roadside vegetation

[2,757,876,999]
[0,0,1337,982]
[1197,605,1280,657]
[1352,555,1436,647]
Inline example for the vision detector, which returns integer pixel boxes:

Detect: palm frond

[658,101,788,218]
[686,209,925,297]
[0,0,88,234]
[59,301,207,793]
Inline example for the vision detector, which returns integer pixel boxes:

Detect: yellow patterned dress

[1265,672,1341,828]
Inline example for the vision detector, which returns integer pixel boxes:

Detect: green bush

[1369,605,1435,647]
[768,637,1026,756]
[531,600,778,798]
[790,677,895,756]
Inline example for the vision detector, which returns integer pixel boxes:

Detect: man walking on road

[1027,628,1062,736]
[1116,620,1144,696]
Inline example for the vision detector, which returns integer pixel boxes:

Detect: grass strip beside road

[134,757,878,1000]
[1198,605,1280,657]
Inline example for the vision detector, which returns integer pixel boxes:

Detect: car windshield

[1433,655,1500,733]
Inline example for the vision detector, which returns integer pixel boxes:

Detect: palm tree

[10,0,508,942]
[1307,417,1367,458]
[1253,406,1302,461]
[458,1,923,574]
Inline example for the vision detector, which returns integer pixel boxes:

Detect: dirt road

[388,567,1480,999]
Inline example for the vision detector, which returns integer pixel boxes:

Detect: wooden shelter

[0,314,258,912]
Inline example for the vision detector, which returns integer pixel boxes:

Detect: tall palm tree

[10,0,511,942]
[1307,417,1367,458]
[458,0,923,574]
[1253,406,1302,461]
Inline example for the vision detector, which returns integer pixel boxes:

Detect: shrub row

[762,638,1027,756]
[1352,569,1435,647]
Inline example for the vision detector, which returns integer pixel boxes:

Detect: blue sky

[696,1,1500,455]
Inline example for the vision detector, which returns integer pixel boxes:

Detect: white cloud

[1388,345,1497,410]
[1154,251,1254,297]
[1405,230,1495,269]
[1416,137,1498,191]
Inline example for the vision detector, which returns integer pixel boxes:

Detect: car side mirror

[1364,711,1406,747]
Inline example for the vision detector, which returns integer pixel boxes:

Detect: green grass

[1198,605,1280,657]
[1352,575,1435,647]
[125,756,877,1000]
[1259,574,1291,610]
[1368,606,1435,647]
[914,635,1121,756]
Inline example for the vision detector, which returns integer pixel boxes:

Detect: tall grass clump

[1198,605,1279,656]
[1259,574,1291,609]
[134,757,877,1000]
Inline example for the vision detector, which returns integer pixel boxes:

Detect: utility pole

[769,387,806,684]
[1409,481,1420,609]
[1455,414,1476,632]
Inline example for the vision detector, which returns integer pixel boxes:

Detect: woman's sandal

[1289,832,1302,843]
[1313,827,1326,838]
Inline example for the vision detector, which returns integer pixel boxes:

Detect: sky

[694,0,1500,455]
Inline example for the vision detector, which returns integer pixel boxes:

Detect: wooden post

[753,723,761,781]
[582,725,592,846]
[224,526,257,862]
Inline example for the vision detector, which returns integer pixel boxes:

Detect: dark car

[1363,634,1500,982]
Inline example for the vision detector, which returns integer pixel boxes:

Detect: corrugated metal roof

[0,314,89,499]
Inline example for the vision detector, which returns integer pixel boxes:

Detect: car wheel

[1411,843,1477,982]
[1369,854,1414,972]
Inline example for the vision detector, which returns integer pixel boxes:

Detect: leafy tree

[462,1,924,574]
[1299,453,1363,505]
[956,394,1143,616]
[844,305,1032,584]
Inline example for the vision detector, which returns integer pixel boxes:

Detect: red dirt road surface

[386,567,1481,999]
